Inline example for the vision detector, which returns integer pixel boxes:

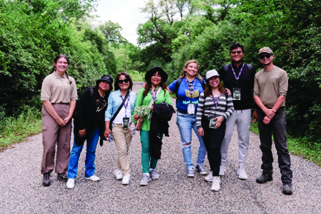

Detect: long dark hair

[203,78,225,97]
[143,70,167,97]
[49,54,72,84]
[114,72,133,91]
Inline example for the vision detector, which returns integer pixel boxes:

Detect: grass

[250,121,321,166]
[0,108,42,151]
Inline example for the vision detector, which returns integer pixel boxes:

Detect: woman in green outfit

[133,66,173,186]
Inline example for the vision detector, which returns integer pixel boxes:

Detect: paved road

[1,82,321,213]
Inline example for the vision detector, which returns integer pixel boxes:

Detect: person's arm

[104,121,112,138]
[104,94,114,137]
[64,100,76,124]
[167,79,178,94]
[132,90,142,123]
[196,92,205,136]
[42,101,65,126]
[164,89,173,106]
[254,96,272,124]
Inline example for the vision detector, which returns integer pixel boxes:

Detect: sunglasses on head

[259,53,272,59]
[231,51,242,55]
[119,79,129,84]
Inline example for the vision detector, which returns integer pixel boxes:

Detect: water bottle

[130,124,136,136]
[107,134,113,142]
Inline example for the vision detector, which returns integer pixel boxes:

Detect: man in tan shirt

[253,47,293,195]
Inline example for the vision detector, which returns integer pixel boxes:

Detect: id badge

[148,112,152,121]
[122,117,129,129]
[209,117,217,129]
[187,103,195,114]
[233,88,241,101]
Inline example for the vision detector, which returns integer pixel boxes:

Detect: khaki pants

[112,124,133,174]
[41,104,71,174]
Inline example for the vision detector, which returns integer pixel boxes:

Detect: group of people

[40,42,293,195]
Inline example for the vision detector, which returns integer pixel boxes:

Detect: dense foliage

[133,0,321,143]
[0,0,117,118]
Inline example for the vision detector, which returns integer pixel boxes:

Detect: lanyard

[185,78,196,99]
[211,93,220,109]
[120,94,130,110]
[230,63,245,83]
[151,87,158,103]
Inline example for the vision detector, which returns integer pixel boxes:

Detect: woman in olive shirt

[40,54,77,187]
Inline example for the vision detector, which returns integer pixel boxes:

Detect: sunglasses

[118,79,129,84]
[259,53,272,59]
[231,51,242,55]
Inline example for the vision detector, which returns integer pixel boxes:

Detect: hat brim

[145,66,168,82]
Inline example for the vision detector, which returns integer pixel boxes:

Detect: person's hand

[225,88,232,95]
[214,116,224,128]
[198,127,204,136]
[78,129,86,138]
[104,128,112,139]
[263,116,271,124]
[55,117,65,126]
[133,114,140,121]
[63,115,72,125]
[264,109,275,119]
[252,109,258,123]
[150,106,154,112]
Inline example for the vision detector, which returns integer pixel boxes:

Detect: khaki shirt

[253,66,288,108]
[41,72,77,103]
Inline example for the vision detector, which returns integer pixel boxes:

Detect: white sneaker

[219,164,226,176]
[114,169,123,180]
[149,169,160,180]
[237,166,248,180]
[204,171,213,182]
[140,173,151,186]
[122,173,130,185]
[66,178,75,189]
[211,176,221,191]
[85,175,100,182]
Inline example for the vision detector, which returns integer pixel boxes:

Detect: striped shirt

[196,92,234,128]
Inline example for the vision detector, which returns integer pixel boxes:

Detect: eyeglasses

[231,51,242,55]
[118,79,129,84]
[259,53,272,59]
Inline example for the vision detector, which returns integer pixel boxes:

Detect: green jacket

[132,87,173,131]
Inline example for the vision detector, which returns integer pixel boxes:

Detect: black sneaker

[42,173,51,187]
[283,183,293,195]
[256,174,273,184]
[57,173,68,182]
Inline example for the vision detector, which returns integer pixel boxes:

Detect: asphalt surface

[1,82,321,214]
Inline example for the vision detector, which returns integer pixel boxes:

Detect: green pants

[140,130,158,173]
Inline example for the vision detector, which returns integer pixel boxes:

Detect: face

[98,81,110,92]
[151,71,162,86]
[118,75,130,90]
[209,76,220,88]
[54,57,68,73]
[230,47,244,63]
[184,62,198,77]
[259,53,274,66]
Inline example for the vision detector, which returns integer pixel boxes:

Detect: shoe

[122,173,130,185]
[67,178,75,189]
[114,169,123,180]
[196,164,207,175]
[256,174,273,184]
[57,173,68,182]
[283,183,293,195]
[204,171,213,182]
[85,175,100,182]
[187,168,194,178]
[140,173,151,186]
[219,164,226,176]
[42,173,51,187]
[211,176,221,191]
[149,169,160,180]
[237,166,248,180]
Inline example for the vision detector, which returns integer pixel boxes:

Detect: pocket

[42,125,47,132]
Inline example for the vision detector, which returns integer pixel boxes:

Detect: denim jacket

[105,90,137,121]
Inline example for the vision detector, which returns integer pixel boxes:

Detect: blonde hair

[179,59,203,80]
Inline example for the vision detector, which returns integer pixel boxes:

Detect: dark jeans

[201,116,226,176]
[258,108,293,184]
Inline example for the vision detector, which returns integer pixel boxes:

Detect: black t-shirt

[218,62,256,110]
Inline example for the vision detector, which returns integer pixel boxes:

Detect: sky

[92,0,149,45]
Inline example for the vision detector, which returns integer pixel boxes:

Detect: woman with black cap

[66,75,113,189]
[133,66,173,186]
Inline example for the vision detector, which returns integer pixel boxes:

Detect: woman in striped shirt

[196,69,234,192]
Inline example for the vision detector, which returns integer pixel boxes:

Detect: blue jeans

[176,112,207,169]
[68,127,100,179]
